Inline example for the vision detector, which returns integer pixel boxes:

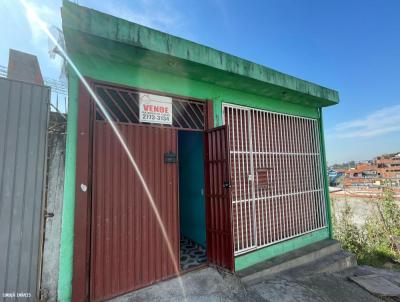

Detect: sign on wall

[139,93,173,125]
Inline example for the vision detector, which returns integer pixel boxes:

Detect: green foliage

[376,189,400,238]
[332,189,400,269]
[333,202,364,255]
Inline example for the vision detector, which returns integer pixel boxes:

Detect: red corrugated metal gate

[90,122,179,301]
[81,81,234,301]
[204,126,234,271]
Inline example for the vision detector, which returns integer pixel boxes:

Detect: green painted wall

[235,228,329,271]
[319,109,333,238]
[57,68,79,302]
[178,131,206,247]
[71,53,320,120]
[58,50,330,300]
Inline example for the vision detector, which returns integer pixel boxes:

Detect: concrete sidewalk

[248,271,382,302]
[110,268,260,302]
[111,266,400,302]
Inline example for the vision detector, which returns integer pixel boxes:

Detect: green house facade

[59,1,339,301]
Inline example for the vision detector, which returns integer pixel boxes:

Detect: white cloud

[329,104,400,138]
[24,1,61,43]
[19,0,63,73]
[9,0,190,79]
[0,0,63,78]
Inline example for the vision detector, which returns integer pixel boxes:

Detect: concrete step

[310,250,357,274]
[238,239,344,285]
[285,250,357,279]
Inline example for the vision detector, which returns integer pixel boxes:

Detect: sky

[1,0,399,165]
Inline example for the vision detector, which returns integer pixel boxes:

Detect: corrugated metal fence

[0,77,49,300]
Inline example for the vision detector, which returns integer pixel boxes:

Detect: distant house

[342,155,400,188]
[346,163,378,178]
[328,169,344,187]
[376,153,400,178]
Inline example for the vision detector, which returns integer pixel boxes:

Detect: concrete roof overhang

[62,0,339,108]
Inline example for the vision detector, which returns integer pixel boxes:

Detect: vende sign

[139,93,173,125]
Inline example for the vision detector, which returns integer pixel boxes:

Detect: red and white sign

[139,93,173,125]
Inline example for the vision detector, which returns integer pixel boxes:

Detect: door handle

[223,181,231,189]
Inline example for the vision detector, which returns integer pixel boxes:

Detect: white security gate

[223,105,327,255]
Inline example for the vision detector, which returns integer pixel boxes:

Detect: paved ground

[111,268,259,302]
[250,271,381,302]
[111,266,400,302]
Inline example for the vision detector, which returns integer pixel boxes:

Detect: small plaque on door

[164,151,177,163]
[257,167,272,189]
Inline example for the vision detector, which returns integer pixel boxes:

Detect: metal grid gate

[93,83,205,130]
[223,105,327,255]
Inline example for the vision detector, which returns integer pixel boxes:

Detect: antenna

[48,25,67,79]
